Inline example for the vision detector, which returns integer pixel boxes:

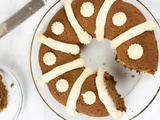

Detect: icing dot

[82,91,96,105]
[56,79,69,93]
[43,52,56,66]
[112,12,127,27]
[80,2,94,17]
[51,22,64,35]
[127,44,144,60]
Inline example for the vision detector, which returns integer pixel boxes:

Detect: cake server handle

[0,0,47,38]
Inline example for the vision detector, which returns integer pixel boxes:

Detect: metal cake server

[0,0,47,38]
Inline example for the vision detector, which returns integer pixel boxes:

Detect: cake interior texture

[0,75,8,112]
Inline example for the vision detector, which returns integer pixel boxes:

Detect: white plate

[0,66,23,120]
[30,0,160,120]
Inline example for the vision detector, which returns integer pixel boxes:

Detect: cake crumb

[103,63,105,65]
[131,75,135,77]
[11,83,14,88]
[0,75,8,112]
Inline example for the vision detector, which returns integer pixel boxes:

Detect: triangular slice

[105,0,158,75]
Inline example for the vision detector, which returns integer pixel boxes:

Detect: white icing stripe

[64,0,92,44]
[38,58,85,87]
[95,0,116,42]
[66,68,93,116]
[110,21,156,49]
[96,67,123,119]
[37,31,80,55]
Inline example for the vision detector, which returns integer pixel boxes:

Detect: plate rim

[29,0,160,120]
[0,65,24,120]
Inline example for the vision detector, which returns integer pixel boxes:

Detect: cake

[0,75,8,112]
[36,0,159,119]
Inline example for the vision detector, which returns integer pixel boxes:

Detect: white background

[0,0,160,120]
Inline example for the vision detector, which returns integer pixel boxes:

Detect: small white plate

[0,66,23,120]
[30,0,160,120]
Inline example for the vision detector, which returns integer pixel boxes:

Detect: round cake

[36,0,159,119]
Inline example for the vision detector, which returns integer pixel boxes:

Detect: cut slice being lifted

[96,67,126,119]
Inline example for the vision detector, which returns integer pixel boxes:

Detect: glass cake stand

[30,0,160,120]
[0,66,23,120]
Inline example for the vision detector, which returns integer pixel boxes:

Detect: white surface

[0,0,160,120]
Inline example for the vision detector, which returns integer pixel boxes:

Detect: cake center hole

[81,38,114,73]
[80,38,141,97]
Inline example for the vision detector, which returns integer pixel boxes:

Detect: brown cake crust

[0,75,8,112]
[38,0,158,117]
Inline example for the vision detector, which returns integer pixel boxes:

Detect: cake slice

[0,75,8,112]
[104,0,158,75]
[96,67,126,119]
[76,67,126,119]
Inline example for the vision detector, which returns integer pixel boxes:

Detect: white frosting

[95,0,116,42]
[56,79,69,93]
[51,22,64,35]
[66,68,93,116]
[96,67,123,119]
[110,21,156,49]
[112,12,127,27]
[38,58,85,87]
[43,52,56,66]
[127,44,143,60]
[82,91,96,105]
[37,31,80,55]
[80,2,94,17]
[64,0,92,44]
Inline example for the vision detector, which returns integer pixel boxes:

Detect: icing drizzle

[66,68,93,116]
[110,21,156,49]
[96,67,123,119]
[95,0,116,42]
[37,31,80,55]
[38,58,85,87]
[64,0,92,44]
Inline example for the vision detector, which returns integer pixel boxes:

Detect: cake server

[0,0,47,38]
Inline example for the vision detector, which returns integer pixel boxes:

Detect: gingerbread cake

[0,75,8,112]
[36,0,159,119]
